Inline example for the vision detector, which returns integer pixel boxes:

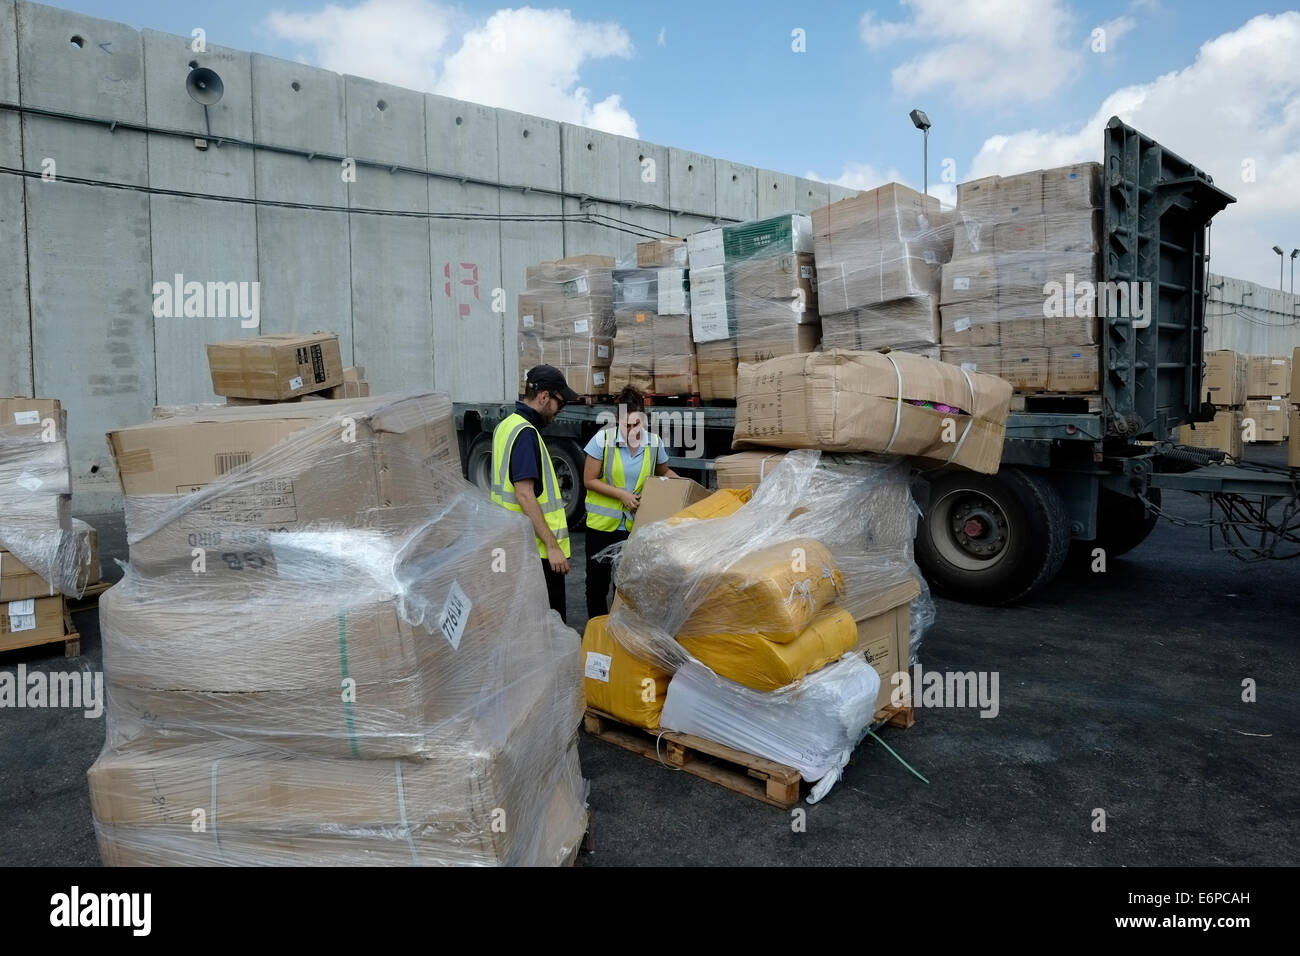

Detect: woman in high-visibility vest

[583,387,677,618]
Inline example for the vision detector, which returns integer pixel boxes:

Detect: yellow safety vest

[585,426,660,532]
[491,413,571,559]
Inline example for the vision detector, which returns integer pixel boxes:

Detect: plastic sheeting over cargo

[0,398,92,598]
[92,393,587,866]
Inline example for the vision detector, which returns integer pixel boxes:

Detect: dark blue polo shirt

[507,401,546,490]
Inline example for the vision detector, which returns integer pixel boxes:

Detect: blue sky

[39,0,1300,286]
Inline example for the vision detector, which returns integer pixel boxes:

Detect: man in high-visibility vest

[491,364,580,622]
[582,386,678,618]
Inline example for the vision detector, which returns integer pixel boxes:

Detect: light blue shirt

[584,427,669,530]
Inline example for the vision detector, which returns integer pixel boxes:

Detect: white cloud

[859,0,1082,105]
[265,0,638,137]
[965,13,1300,287]
[657,27,666,47]
[1093,15,1135,51]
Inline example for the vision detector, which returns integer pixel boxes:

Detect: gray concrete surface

[2,446,1296,866]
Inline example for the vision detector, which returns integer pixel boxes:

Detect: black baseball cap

[525,364,581,404]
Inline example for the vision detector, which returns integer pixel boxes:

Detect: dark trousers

[586,526,630,619]
[542,559,567,624]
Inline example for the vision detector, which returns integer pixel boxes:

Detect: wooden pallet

[583,704,916,808]
[0,609,80,658]
[1011,392,1102,413]
[66,580,111,613]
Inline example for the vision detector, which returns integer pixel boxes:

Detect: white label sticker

[573,318,590,334]
[953,277,971,291]
[923,250,938,265]
[585,651,612,682]
[954,317,971,332]
[1271,359,1285,365]
[597,344,610,358]
[522,314,535,328]
[961,362,978,371]
[1267,404,1281,411]
[13,410,40,426]
[438,581,472,650]
[593,371,607,387]
[799,265,814,278]
[9,612,35,632]
[16,472,42,492]
[288,376,304,391]
[8,599,35,617]
[565,276,590,296]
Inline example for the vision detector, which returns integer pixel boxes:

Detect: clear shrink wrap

[941,163,1105,393]
[92,393,587,866]
[611,262,696,395]
[686,214,821,398]
[0,398,91,597]
[517,255,616,396]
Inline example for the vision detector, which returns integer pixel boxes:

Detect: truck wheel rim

[930,489,1011,571]
[552,455,576,509]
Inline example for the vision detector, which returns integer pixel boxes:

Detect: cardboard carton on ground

[0,398,65,440]
[1180,408,1244,460]
[1244,400,1288,442]
[1247,356,1291,398]
[206,332,344,401]
[854,601,913,719]
[0,595,65,651]
[1289,410,1300,467]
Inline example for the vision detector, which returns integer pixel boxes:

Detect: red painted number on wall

[444,262,480,317]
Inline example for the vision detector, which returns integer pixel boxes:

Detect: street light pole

[1273,246,1284,291]
[909,109,931,200]
[1290,249,1297,295]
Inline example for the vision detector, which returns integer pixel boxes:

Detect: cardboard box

[994,218,1046,254]
[1041,312,1098,347]
[939,347,1001,377]
[687,228,724,270]
[106,394,458,577]
[1000,347,1050,391]
[1047,346,1100,393]
[940,301,999,347]
[74,517,101,586]
[631,477,711,536]
[820,299,940,351]
[1247,356,1291,398]
[697,359,738,401]
[714,451,789,489]
[656,269,690,315]
[613,269,657,310]
[545,336,613,368]
[1202,350,1248,406]
[1244,399,1288,442]
[0,595,65,650]
[736,314,820,365]
[206,332,344,401]
[854,602,913,719]
[517,293,544,334]
[995,301,1046,348]
[1293,347,1300,399]
[1179,408,1243,459]
[0,398,65,440]
[1042,163,1102,211]
[1290,410,1300,468]
[723,214,813,262]
[733,350,1012,474]
[689,265,731,342]
[996,170,1044,218]
[940,256,997,305]
[817,252,940,314]
[956,175,999,211]
[1046,208,1103,253]
[637,238,688,268]
[730,253,818,321]
[563,365,608,396]
[0,550,54,601]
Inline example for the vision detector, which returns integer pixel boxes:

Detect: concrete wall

[1206,274,1300,358]
[0,0,861,512]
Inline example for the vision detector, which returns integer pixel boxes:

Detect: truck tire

[466,433,586,529]
[916,467,1070,606]
[1091,487,1161,558]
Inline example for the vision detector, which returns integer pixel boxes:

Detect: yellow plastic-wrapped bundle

[665,487,752,524]
[581,615,671,729]
[677,606,858,692]
[678,538,843,641]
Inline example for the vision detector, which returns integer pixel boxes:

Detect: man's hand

[547,543,570,575]
[620,490,641,511]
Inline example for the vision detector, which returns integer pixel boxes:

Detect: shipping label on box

[940,302,999,347]
[1047,346,1100,393]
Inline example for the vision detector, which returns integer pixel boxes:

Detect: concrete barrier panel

[795,176,831,214]
[716,160,756,222]
[0,173,30,396]
[346,75,427,213]
[757,169,797,219]
[150,194,258,405]
[350,212,433,392]
[252,53,347,208]
[561,123,620,256]
[256,206,352,356]
[26,179,153,510]
[669,148,715,235]
[144,30,255,200]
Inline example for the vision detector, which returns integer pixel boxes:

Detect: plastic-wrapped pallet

[612,265,696,395]
[687,214,821,398]
[812,184,953,356]
[91,393,588,866]
[940,164,1105,394]
[517,255,616,397]
[0,398,92,598]
[605,450,932,798]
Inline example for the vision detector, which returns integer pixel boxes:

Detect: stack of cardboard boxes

[90,393,588,865]
[687,214,821,400]
[609,241,696,395]
[1243,354,1291,444]
[0,398,99,654]
[517,255,616,397]
[939,164,1104,394]
[812,183,952,356]
[208,332,370,404]
[1180,350,1247,457]
[1292,349,1300,467]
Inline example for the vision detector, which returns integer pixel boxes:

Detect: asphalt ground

[1,446,1296,866]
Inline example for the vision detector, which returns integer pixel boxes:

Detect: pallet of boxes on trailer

[0,398,97,656]
[611,264,697,397]
[581,451,931,806]
[813,183,952,359]
[91,395,588,865]
[939,164,1104,397]
[518,256,616,399]
[687,214,821,401]
[1180,349,1247,457]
